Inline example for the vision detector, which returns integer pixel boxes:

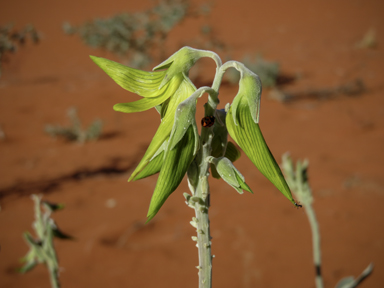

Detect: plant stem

[189,52,225,288]
[282,157,324,288]
[47,225,60,288]
[48,265,60,288]
[32,195,61,288]
[193,134,213,288]
[294,161,324,288]
[303,201,323,288]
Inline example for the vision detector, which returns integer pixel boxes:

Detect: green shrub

[45,107,103,143]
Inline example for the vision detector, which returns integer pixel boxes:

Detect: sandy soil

[1,0,384,287]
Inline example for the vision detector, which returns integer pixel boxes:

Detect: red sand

[1,0,384,287]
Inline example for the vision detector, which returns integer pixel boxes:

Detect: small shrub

[0,23,40,77]
[20,195,71,288]
[63,0,191,68]
[45,107,103,143]
[63,0,220,69]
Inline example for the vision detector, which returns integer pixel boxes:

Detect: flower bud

[208,157,252,194]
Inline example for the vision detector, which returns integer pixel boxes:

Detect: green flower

[90,47,217,181]
[146,87,209,222]
[225,62,296,206]
[207,156,252,194]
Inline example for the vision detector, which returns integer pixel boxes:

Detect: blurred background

[0,0,383,287]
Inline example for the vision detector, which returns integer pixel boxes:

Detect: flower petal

[132,150,164,181]
[146,125,196,222]
[153,47,221,89]
[167,88,204,153]
[113,74,183,113]
[226,98,295,205]
[228,61,261,125]
[90,55,166,97]
[128,77,196,181]
[113,91,170,113]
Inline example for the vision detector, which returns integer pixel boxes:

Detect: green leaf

[146,125,195,222]
[90,56,167,97]
[52,226,74,240]
[226,98,295,205]
[42,201,64,212]
[128,77,196,181]
[23,232,39,246]
[19,261,37,273]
